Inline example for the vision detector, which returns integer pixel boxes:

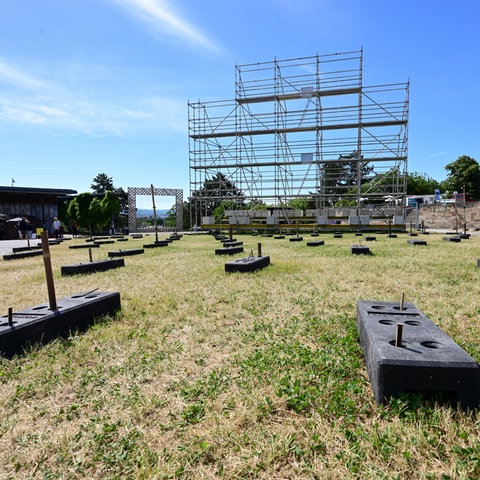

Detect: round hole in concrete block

[392,306,411,311]
[379,319,395,325]
[405,320,422,326]
[371,305,386,310]
[421,341,443,349]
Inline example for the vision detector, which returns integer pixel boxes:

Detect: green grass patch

[0,232,479,478]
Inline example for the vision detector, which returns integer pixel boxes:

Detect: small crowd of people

[16,217,34,240]
[14,216,70,240]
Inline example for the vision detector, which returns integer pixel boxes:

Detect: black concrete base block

[365,236,377,241]
[143,241,169,248]
[12,246,42,253]
[310,233,319,237]
[289,237,303,242]
[443,236,461,243]
[37,240,62,247]
[225,255,270,273]
[274,235,285,239]
[261,234,273,238]
[69,243,101,249]
[215,246,244,255]
[460,233,471,239]
[307,240,325,247]
[131,234,143,239]
[357,300,480,408]
[408,233,418,237]
[85,237,108,243]
[221,238,236,243]
[3,250,43,261]
[108,249,144,257]
[215,235,228,241]
[478,258,480,268]
[169,235,182,241]
[94,240,116,245]
[61,258,124,276]
[351,245,370,255]
[334,233,343,238]
[407,240,427,246]
[0,291,121,358]
[117,238,129,242]
[223,241,243,247]
[388,234,397,238]
[355,233,363,236]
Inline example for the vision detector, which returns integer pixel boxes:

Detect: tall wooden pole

[41,231,57,310]
[151,184,159,243]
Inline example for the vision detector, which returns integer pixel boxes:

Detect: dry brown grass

[0,231,479,479]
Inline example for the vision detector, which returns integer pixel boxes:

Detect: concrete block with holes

[357,300,480,408]
[225,255,270,273]
[0,291,121,357]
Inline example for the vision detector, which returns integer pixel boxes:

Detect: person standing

[72,220,78,237]
[53,217,62,238]
[26,220,34,239]
[18,217,28,239]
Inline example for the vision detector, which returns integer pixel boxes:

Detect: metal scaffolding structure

[188,49,409,228]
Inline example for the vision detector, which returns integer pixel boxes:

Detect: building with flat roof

[0,186,77,239]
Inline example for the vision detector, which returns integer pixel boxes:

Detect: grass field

[0,231,479,479]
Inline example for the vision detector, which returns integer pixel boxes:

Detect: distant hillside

[136,208,169,218]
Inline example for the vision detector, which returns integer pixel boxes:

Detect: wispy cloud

[428,151,447,158]
[0,55,187,137]
[0,58,47,90]
[0,91,187,137]
[110,0,222,53]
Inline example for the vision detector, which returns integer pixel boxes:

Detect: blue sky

[0,0,479,208]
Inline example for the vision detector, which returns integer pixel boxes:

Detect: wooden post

[150,184,158,243]
[88,248,93,263]
[229,225,233,240]
[257,242,262,257]
[41,231,57,310]
[400,292,405,311]
[395,323,403,347]
[8,307,13,326]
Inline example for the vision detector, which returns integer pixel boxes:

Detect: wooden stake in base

[41,231,57,310]
[395,323,403,347]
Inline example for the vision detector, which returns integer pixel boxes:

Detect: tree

[100,190,121,231]
[67,190,120,236]
[189,173,245,226]
[90,173,128,230]
[170,201,190,230]
[444,155,480,200]
[91,173,114,194]
[321,150,374,204]
[406,172,442,196]
[67,192,96,237]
